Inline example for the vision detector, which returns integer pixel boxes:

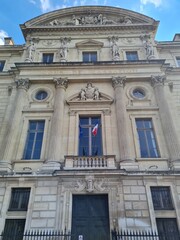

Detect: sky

[0,0,180,45]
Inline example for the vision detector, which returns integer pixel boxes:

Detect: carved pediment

[67,82,113,106]
[22,6,158,28]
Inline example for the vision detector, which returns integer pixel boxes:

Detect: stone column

[112,76,132,162]
[151,75,180,168]
[2,79,30,171]
[43,78,68,171]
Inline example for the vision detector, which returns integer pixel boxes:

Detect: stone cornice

[21,23,157,39]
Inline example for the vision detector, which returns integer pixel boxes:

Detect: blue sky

[0,0,179,45]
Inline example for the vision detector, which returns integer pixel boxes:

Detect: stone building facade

[0,5,180,240]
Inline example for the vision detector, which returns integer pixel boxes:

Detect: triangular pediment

[67,83,113,106]
[76,39,104,48]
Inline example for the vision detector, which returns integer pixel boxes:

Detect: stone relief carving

[112,76,126,88]
[58,37,71,62]
[140,35,155,59]
[42,40,59,46]
[54,77,69,89]
[15,78,30,90]
[47,13,135,27]
[151,75,166,87]
[79,83,100,100]
[25,40,36,62]
[108,36,120,61]
[75,176,107,192]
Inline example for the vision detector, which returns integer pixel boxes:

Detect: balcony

[64,155,116,170]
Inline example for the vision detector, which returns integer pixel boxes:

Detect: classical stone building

[0,5,180,240]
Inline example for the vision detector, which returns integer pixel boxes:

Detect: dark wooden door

[72,194,110,240]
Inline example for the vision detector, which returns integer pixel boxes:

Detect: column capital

[54,78,69,89]
[112,76,126,89]
[15,78,30,90]
[151,75,166,87]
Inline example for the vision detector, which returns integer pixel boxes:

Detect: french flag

[92,123,98,136]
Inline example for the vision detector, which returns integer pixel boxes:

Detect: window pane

[9,188,30,211]
[3,219,26,240]
[126,51,138,61]
[43,53,54,63]
[23,120,45,159]
[0,60,5,71]
[151,187,174,210]
[79,116,102,156]
[136,119,159,158]
[156,218,179,240]
[83,52,97,62]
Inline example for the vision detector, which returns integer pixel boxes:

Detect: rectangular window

[156,218,179,240]
[0,60,5,71]
[9,188,30,211]
[126,51,138,61]
[23,120,45,159]
[176,57,180,67]
[42,53,54,63]
[3,219,25,240]
[79,116,102,156]
[151,186,174,210]
[83,52,97,62]
[136,118,159,158]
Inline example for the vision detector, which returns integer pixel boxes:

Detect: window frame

[23,120,45,160]
[126,51,139,61]
[0,60,5,71]
[3,219,26,240]
[8,188,31,211]
[78,116,103,156]
[156,218,179,240]
[176,57,180,67]
[42,53,54,63]
[135,118,160,158]
[16,115,50,161]
[151,186,174,210]
[130,114,164,159]
[82,51,97,62]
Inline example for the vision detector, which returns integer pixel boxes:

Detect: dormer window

[83,52,97,62]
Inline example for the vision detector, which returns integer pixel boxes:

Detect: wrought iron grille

[111,229,159,240]
[0,229,72,240]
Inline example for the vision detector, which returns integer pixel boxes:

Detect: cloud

[29,0,36,4]
[0,30,8,45]
[140,0,163,7]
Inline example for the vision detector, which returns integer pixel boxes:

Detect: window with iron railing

[151,186,174,210]
[3,219,26,240]
[8,188,30,211]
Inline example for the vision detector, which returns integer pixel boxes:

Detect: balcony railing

[64,155,116,170]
